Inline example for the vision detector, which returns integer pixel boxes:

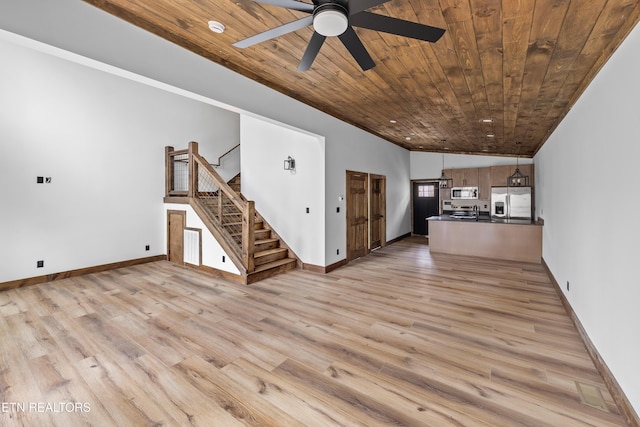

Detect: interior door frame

[410,179,441,236]
[369,173,386,250]
[167,210,186,264]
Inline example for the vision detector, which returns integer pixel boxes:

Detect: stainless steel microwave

[451,187,478,199]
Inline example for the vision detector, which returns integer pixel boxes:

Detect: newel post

[243,201,256,272]
[165,146,174,197]
[188,141,198,198]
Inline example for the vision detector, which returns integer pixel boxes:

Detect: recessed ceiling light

[208,20,225,33]
[486,134,495,138]
[389,119,397,124]
[405,136,411,141]
[481,118,494,123]
[482,149,490,152]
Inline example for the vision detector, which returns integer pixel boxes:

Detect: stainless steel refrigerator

[491,187,532,220]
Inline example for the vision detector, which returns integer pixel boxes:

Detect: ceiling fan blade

[347,0,391,16]
[350,11,445,42]
[338,26,375,71]
[298,32,326,71]
[233,15,313,48]
[252,0,314,13]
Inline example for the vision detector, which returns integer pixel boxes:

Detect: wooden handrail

[210,143,240,167]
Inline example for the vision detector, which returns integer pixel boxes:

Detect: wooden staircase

[224,173,297,284]
[227,173,241,194]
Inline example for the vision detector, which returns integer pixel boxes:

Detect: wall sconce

[284,156,296,171]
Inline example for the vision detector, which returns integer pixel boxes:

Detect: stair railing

[165,142,255,273]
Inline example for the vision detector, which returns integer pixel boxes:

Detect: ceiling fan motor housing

[313,3,349,37]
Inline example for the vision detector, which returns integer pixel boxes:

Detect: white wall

[241,116,325,266]
[326,131,411,264]
[410,151,534,180]
[0,34,239,283]
[535,23,640,414]
[214,145,241,184]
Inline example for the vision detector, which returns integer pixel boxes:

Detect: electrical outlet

[306,207,310,213]
[567,281,570,291]
[37,176,44,184]
[336,249,339,255]
[45,177,52,183]
[37,260,44,268]
[145,245,150,251]
[336,207,340,213]
[222,255,226,263]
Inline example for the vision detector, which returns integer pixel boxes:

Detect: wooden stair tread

[251,257,296,274]
[255,248,287,258]
[255,238,278,244]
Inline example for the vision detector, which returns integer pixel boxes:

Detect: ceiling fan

[233,0,446,71]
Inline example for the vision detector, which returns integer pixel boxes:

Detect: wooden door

[167,210,185,264]
[412,181,440,235]
[369,174,386,250]
[346,171,369,261]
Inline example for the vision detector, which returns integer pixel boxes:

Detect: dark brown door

[412,181,439,235]
[346,171,369,261]
[370,174,386,250]
[167,210,185,264]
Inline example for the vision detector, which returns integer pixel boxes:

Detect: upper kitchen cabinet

[490,165,513,187]
[451,168,479,187]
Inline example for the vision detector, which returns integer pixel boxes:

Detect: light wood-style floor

[0,237,628,426]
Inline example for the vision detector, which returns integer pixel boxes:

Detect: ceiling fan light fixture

[313,4,348,37]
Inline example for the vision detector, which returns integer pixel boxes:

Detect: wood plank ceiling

[83,0,640,157]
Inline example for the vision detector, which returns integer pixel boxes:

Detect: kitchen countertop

[427,214,540,226]
[427,214,543,263]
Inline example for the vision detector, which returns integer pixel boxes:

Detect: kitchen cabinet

[478,167,491,199]
[490,165,513,187]
[451,168,479,187]
[428,218,542,263]
[442,164,534,201]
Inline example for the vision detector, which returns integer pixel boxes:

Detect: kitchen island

[427,215,542,263]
